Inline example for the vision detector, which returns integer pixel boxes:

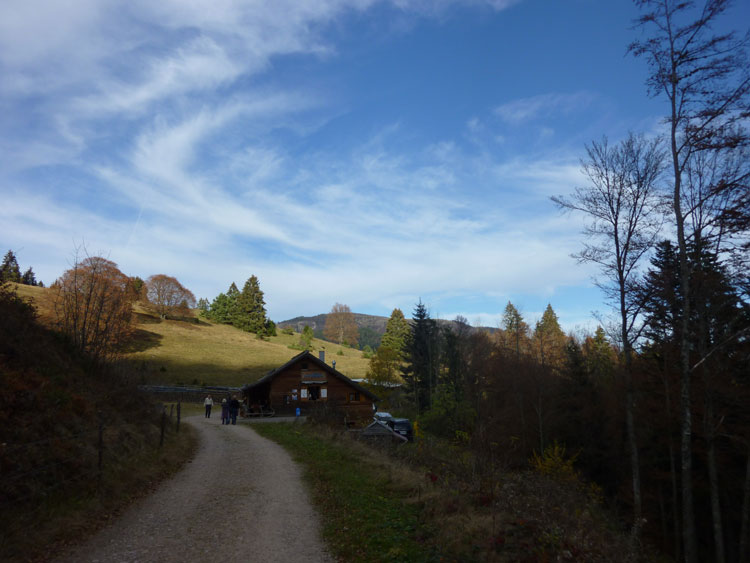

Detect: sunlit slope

[10,284,370,386]
[126,309,370,386]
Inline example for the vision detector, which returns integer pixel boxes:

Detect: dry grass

[124,307,370,386]
[10,285,370,387]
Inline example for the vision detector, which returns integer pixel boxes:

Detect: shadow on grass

[137,361,279,387]
[122,328,163,353]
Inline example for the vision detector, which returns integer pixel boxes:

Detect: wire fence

[0,400,185,551]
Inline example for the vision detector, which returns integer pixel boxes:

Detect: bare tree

[553,132,665,539]
[630,2,750,559]
[323,303,359,348]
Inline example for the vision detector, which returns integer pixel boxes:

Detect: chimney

[319,350,325,363]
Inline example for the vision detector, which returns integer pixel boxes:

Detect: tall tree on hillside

[553,132,664,537]
[501,301,529,359]
[0,251,21,283]
[630,2,750,558]
[21,267,37,286]
[402,300,438,413]
[54,255,136,364]
[234,275,268,334]
[381,308,411,360]
[323,303,359,347]
[207,282,240,324]
[144,275,196,319]
[534,304,567,369]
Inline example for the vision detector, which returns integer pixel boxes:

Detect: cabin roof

[241,350,379,402]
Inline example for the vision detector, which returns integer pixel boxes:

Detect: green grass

[253,423,440,563]
[124,307,371,386]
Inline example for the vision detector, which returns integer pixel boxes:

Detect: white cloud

[494,92,595,124]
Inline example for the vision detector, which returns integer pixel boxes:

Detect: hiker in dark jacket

[229,395,240,425]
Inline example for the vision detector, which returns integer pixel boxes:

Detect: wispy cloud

[494,92,595,124]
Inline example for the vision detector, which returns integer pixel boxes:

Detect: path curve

[56,415,333,563]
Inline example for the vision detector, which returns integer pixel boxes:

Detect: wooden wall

[266,359,374,419]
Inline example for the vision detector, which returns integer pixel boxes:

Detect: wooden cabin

[241,350,378,421]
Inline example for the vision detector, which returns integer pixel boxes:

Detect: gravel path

[55,415,333,563]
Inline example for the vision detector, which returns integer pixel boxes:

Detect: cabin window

[321,388,327,399]
[349,392,361,402]
[301,388,308,399]
[309,386,321,401]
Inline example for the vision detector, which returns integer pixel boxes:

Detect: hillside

[0,282,195,560]
[126,307,371,387]
[279,311,497,350]
[11,284,371,386]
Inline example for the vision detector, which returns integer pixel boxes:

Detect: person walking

[204,395,213,418]
[229,395,240,425]
[221,399,229,425]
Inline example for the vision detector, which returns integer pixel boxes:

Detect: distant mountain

[278,313,389,350]
[278,313,496,350]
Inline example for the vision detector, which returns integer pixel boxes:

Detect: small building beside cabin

[241,350,378,421]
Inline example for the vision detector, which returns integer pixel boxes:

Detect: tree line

[363,2,749,560]
[1,250,42,286]
[199,275,276,338]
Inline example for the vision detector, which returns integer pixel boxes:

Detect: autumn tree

[630,2,750,558]
[53,255,136,364]
[144,274,196,319]
[323,303,359,348]
[534,304,567,369]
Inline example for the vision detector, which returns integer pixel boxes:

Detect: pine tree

[234,275,268,334]
[21,267,37,286]
[207,283,239,324]
[380,308,410,360]
[502,301,528,359]
[402,300,438,413]
[534,304,566,369]
[0,251,21,283]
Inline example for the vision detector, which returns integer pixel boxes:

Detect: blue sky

[2,0,747,332]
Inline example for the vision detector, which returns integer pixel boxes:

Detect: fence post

[98,411,104,492]
[159,406,166,448]
[177,400,181,433]
[169,403,174,419]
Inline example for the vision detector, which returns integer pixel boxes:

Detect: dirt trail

[55,415,332,563]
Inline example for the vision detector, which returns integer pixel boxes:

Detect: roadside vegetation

[0,279,198,561]
[254,421,638,562]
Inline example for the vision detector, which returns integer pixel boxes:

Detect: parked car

[373,411,393,423]
[387,418,413,441]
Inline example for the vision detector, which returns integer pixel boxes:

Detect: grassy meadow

[11,282,370,387]
[125,306,370,387]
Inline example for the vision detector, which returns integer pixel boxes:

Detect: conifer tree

[380,308,410,360]
[0,251,21,283]
[234,275,268,334]
[534,304,566,368]
[502,301,529,359]
[402,300,438,413]
[21,267,37,286]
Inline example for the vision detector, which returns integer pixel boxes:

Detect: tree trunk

[740,448,750,563]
